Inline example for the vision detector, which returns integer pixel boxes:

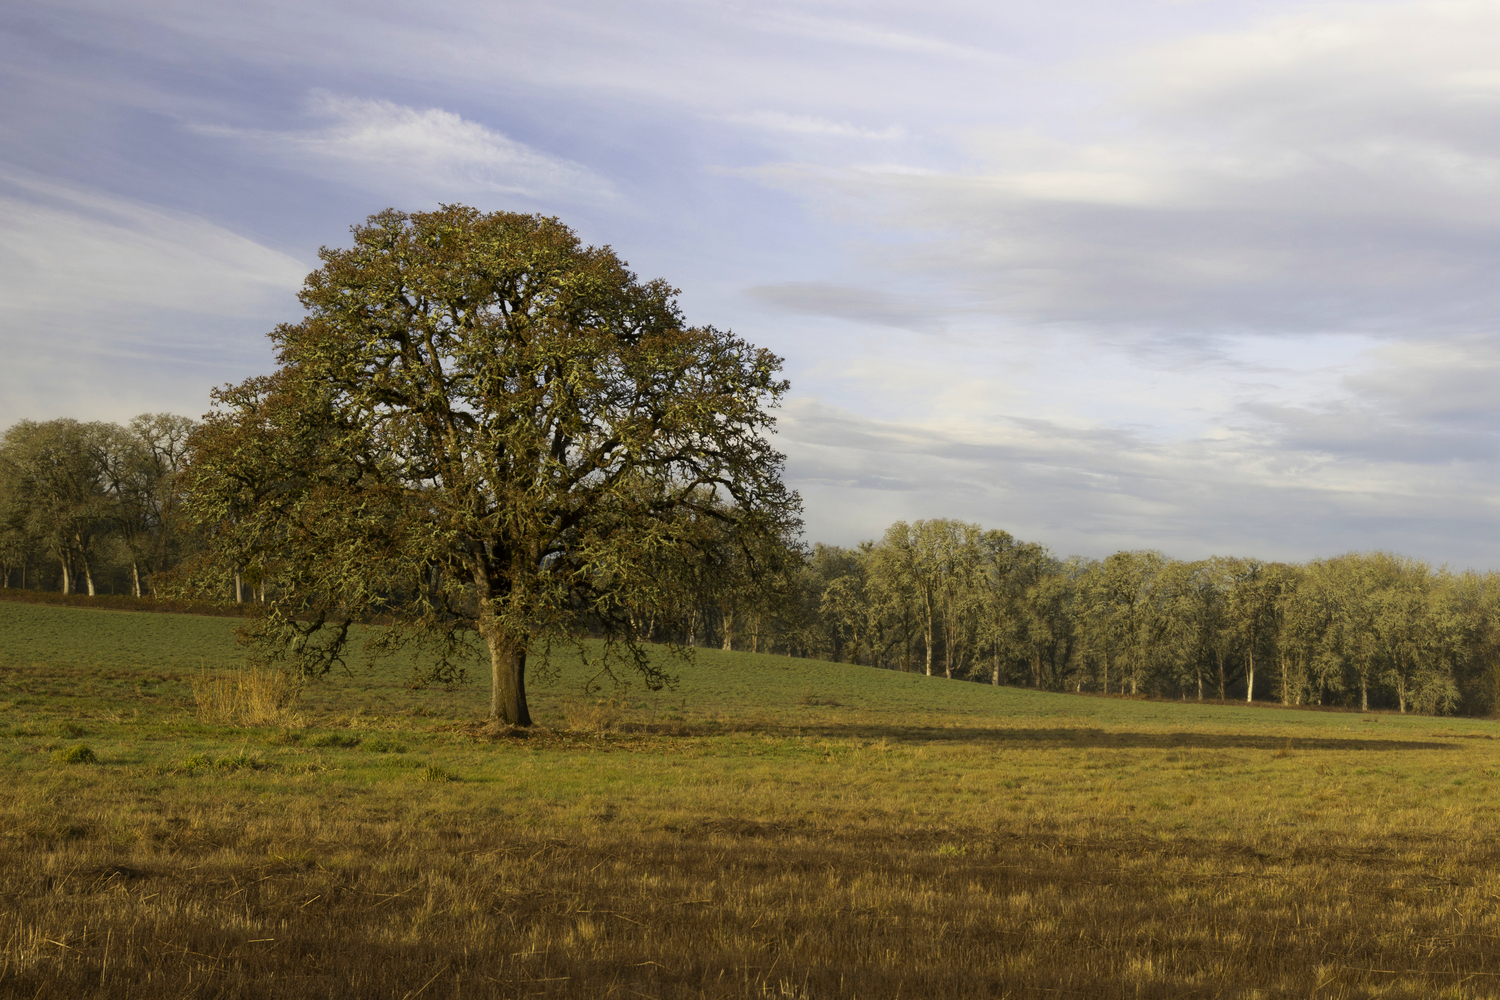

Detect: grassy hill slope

[3,600,1500,998]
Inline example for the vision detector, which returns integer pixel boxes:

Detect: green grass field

[5,598,1500,998]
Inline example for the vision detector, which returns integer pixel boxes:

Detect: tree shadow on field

[763,724,1455,752]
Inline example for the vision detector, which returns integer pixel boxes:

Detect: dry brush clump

[190,664,302,727]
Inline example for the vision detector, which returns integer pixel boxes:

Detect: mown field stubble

[4,598,1500,998]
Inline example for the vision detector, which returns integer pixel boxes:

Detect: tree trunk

[83,557,95,597]
[687,608,697,648]
[485,631,531,726]
[922,594,935,676]
[1197,670,1203,700]
[132,561,142,599]
[60,558,70,595]
[235,569,243,604]
[721,608,733,651]
[1361,676,1369,712]
[1245,649,1254,703]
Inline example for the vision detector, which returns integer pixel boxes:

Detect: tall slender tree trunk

[234,569,243,604]
[1245,649,1254,703]
[687,608,697,648]
[721,608,733,651]
[60,559,70,595]
[1360,676,1369,713]
[922,592,935,676]
[131,561,142,598]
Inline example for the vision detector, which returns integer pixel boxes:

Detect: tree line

[693,520,1500,717]
[5,419,1499,717]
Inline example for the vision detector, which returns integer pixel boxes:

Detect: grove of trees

[747,521,1500,718]
[0,415,197,597]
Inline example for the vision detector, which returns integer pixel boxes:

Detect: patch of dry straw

[190,664,302,726]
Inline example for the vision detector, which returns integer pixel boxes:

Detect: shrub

[53,744,97,765]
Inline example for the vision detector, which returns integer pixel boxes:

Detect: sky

[4,0,1500,567]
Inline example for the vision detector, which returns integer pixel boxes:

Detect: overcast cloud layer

[3,0,1500,567]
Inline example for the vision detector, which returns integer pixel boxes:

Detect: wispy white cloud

[781,386,1500,567]
[0,166,306,424]
[753,1,1500,339]
[745,282,938,331]
[0,166,305,320]
[200,92,614,204]
[757,9,996,61]
[728,111,904,140]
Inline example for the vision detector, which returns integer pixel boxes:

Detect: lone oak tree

[183,206,800,724]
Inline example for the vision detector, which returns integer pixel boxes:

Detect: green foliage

[51,743,96,765]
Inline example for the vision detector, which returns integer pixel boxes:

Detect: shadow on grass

[616,721,1457,751]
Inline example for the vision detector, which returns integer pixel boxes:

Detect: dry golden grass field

[5,596,1500,999]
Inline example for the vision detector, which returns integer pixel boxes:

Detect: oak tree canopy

[183,206,801,724]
